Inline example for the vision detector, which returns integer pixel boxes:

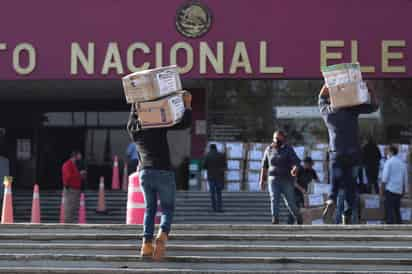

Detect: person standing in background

[0,151,10,203]
[362,137,381,194]
[62,151,83,223]
[259,131,302,225]
[203,144,227,212]
[381,145,408,224]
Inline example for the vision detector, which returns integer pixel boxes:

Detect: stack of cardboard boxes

[246,143,267,192]
[122,65,187,129]
[301,182,332,224]
[225,142,246,192]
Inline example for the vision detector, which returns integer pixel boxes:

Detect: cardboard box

[246,171,260,183]
[304,193,327,208]
[225,170,243,182]
[360,194,384,220]
[226,142,246,159]
[247,160,262,171]
[227,160,244,170]
[135,91,185,129]
[122,65,182,103]
[301,207,324,225]
[308,182,332,195]
[329,81,370,108]
[401,199,412,224]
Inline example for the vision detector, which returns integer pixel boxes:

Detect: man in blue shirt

[381,145,409,224]
[259,131,302,224]
[319,83,379,224]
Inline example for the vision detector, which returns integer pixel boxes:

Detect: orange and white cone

[122,163,128,192]
[78,193,86,224]
[1,176,14,224]
[111,155,120,190]
[96,177,107,213]
[31,184,41,223]
[59,191,65,224]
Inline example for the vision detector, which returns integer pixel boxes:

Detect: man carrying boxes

[319,63,379,224]
[124,65,192,260]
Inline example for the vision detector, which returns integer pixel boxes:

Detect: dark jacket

[203,151,227,183]
[127,104,192,171]
[261,144,300,181]
[362,142,381,169]
[319,96,378,155]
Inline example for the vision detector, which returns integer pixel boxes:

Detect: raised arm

[318,85,335,115]
[170,92,192,130]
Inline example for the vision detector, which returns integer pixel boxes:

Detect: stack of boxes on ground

[122,65,186,128]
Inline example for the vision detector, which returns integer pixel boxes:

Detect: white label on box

[226,143,244,159]
[313,162,324,173]
[227,183,240,192]
[249,150,263,160]
[310,150,325,161]
[308,194,324,207]
[365,197,380,209]
[250,143,265,151]
[189,179,197,187]
[357,81,370,103]
[226,170,242,181]
[401,208,412,221]
[366,220,383,225]
[248,161,261,170]
[248,182,260,192]
[169,95,185,122]
[312,219,324,225]
[311,183,331,195]
[247,171,260,183]
[202,171,207,180]
[317,172,326,183]
[228,160,241,170]
[156,70,178,95]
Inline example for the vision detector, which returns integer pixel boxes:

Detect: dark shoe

[272,217,279,224]
[322,199,336,224]
[216,209,224,213]
[342,214,352,225]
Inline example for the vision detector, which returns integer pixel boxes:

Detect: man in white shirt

[380,145,409,224]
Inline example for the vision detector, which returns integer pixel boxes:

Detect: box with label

[122,65,182,103]
[247,182,260,192]
[322,63,363,88]
[248,149,264,161]
[227,160,243,170]
[360,194,384,220]
[226,182,241,192]
[135,91,185,129]
[329,81,370,108]
[310,150,327,161]
[226,142,246,159]
[246,171,260,183]
[293,146,306,160]
[301,207,324,225]
[247,160,262,171]
[308,182,332,195]
[304,193,327,208]
[225,170,243,182]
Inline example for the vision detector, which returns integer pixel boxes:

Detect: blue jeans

[269,177,302,224]
[139,169,176,241]
[329,153,360,219]
[208,180,223,211]
[335,189,360,224]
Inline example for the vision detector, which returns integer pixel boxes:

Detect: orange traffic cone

[59,191,65,224]
[122,163,128,192]
[78,193,86,224]
[96,177,107,214]
[1,176,14,224]
[112,155,120,190]
[31,184,41,223]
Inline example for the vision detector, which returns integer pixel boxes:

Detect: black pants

[365,166,379,194]
[127,159,138,176]
[384,190,402,224]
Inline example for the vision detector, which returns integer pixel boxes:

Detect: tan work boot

[140,239,154,258]
[153,230,168,261]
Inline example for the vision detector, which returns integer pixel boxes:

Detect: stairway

[12,190,290,224]
[0,224,411,273]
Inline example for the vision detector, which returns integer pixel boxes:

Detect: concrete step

[0,254,412,272]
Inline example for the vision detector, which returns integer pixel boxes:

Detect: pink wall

[0,0,410,79]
